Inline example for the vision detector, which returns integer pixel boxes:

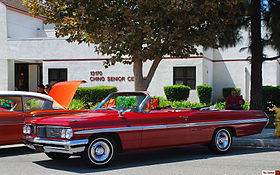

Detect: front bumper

[22,135,88,154]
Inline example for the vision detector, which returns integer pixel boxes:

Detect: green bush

[69,99,86,110]
[74,86,117,105]
[215,101,226,110]
[196,85,212,104]
[215,101,250,110]
[164,85,191,101]
[222,87,241,100]
[153,96,206,108]
[262,86,280,110]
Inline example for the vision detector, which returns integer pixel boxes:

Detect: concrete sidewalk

[233,129,280,147]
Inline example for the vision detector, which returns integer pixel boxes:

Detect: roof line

[1,2,46,21]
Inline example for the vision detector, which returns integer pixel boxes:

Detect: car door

[0,96,25,145]
[123,110,191,149]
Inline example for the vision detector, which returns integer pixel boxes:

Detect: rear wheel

[83,135,116,168]
[45,152,71,160]
[208,128,232,154]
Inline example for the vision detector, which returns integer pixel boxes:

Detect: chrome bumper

[22,135,88,154]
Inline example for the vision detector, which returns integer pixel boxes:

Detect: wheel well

[88,133,123,153]
[214,127,236,137]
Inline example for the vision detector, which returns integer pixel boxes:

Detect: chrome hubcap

[91,140,110,162]
[95,147,105,156]
[216,131,229,149]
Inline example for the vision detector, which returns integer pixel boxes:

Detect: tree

[24,0,243,91]
[248,0,280,109]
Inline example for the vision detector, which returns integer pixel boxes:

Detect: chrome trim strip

[22,136,88,154]
[74,118,268,135]
[264,112,270,128]
[23,135,88,146]
[43,146,86,154]
[186,118,268,127]
[32,111,87,117]
[0,121,24,125]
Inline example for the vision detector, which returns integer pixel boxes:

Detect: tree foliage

[24,0,244,90]
[264,0,280,53]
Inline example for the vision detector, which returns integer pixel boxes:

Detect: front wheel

[45,152,71,160]
[208,128,232,154]
[83,135,116,168]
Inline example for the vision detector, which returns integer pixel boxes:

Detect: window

[0,96,23,112]
[23,97,45,112]
[48,69,67,85]
[23,97,64,112]
[173,67,196,89]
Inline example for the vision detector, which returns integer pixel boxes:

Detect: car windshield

[95,92,149,112]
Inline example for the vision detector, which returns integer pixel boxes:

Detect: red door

[0,112,26,145]
[123,111,191,149]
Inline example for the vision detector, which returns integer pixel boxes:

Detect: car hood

[48,80,86,109]
[27,111,119,126]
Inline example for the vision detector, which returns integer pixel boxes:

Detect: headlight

[61,128,73,139]
[23,125,32,134]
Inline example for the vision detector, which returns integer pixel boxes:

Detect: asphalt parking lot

[1,144,280,175]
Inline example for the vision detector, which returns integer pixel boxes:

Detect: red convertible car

[0,81,87,146]
[22,91,268,168]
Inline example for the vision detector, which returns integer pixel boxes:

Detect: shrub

[215,101,250,110]
[153,96,206,108]
[74,86,117,105]
[222,87,241,100]
[69,99,86,110]
[262,86,280,110]
[215,101,226,110]
[164,85,191,101]
[196,85,212,104]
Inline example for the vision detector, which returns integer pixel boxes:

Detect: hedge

[164,85,190,101]
[262,86,280,110]
[196,85,212,104]
[74,86,117,105]
[222,87,241,100]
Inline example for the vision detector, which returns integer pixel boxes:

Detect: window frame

[173,66,196,89]
[48,68,68,85]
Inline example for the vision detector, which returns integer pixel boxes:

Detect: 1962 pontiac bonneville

[22,91,268,168]
[0,81,87,146]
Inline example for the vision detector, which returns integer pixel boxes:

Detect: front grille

[37,126,65,138]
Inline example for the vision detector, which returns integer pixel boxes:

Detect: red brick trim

[43,56,250,63]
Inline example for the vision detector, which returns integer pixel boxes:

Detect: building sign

[90,71,134,82]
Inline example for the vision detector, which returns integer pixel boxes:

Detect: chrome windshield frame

[94,92,151,112]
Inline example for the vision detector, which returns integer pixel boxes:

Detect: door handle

[179,116,188,121]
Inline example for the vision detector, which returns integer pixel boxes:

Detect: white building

[0,0,279,102]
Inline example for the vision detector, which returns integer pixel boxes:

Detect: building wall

[6,10,43,38]
[43,57,207,102]
[210,27,279,102]
[0,3,9,90]
[262,61,278,86]
[2,5,280,103]
[8,39,106,60]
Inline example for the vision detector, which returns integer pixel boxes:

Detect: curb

[233,138,280,147]
[233,129,280,148]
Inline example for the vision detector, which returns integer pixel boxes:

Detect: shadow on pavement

[33,146,280,173]
[0,144,37,157]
